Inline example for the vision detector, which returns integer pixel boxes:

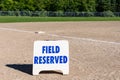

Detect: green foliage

[0,0,119,13]
[85,12,94,17]
[102,10,115,17]
[116,0,120,12]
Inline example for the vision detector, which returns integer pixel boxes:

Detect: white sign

[33,40,69,75]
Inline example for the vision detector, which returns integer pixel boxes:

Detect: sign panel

[33,40,69,75]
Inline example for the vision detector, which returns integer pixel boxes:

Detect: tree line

[0,0,120,12]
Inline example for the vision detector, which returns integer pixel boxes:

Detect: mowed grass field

[0,16,120,22]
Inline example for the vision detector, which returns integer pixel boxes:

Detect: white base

[33,65,69,75]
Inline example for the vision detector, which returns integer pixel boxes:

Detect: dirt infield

[0,22,120,80]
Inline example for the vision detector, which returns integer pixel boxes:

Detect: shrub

[85,12,94,17]
[40,10,47,17]
[57,11,64,17]
[102,11,115,17]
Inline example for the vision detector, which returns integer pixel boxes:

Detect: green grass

[0,16,120,22]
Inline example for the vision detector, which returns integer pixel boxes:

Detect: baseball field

[0,20,120,80]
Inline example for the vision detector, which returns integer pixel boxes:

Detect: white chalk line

[0,28,45,34]
[46,33,120,63]
[0,27,120,45]
[0,27,119,63]
[0,28,80,67]
[0,27,79,62]
[46,33,120,45]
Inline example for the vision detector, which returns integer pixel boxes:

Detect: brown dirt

[0,21,120,80]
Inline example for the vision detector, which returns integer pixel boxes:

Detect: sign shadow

[6,64,32,75]
[6,64,63,75]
